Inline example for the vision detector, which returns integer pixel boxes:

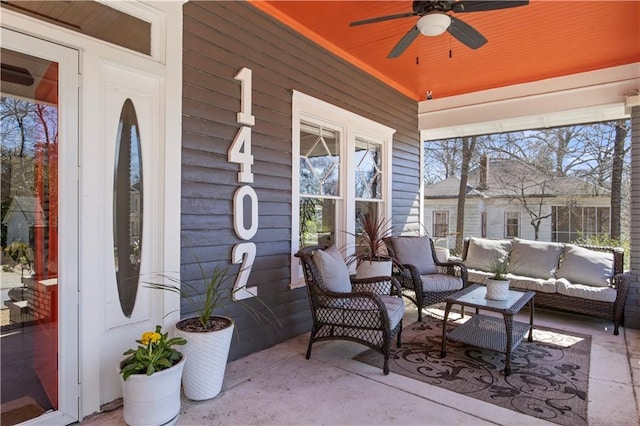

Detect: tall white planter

[118,355,185,426]
[175,316,234,400]
[356,259,392,279]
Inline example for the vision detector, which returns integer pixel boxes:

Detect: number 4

[229,126,253,183]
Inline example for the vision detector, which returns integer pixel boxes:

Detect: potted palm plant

[485,257,512,301]
[146,262,278,401]
[118,325,187,425]
[348,213,394,279]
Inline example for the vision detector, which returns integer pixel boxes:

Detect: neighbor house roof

[2,196,45,226]
[425,158,610,200]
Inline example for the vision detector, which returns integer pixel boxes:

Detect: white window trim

[291,91,395,288]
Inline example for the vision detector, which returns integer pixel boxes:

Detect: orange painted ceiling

[252,1,640,101]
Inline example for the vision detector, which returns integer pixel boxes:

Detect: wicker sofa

[461,237,630,335]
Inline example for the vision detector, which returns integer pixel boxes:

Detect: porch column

[627,94,640,329]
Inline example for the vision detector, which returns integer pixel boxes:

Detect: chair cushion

[313,245,351,293]
[556,278,617,303]
[318,295,404,329]
[557,244,614,287]
[390,236,438,275]
[463,237,512,272]
[420,274,463,292]
[380,295,405,329]
[509,238,563,279]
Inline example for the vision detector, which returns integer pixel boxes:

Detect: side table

[440,283,535,376]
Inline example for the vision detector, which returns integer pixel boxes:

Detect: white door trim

[1,27,80,426]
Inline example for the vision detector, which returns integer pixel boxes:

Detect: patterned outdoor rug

[354,316,591,426]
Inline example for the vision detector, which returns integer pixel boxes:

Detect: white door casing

[0,27,80,426]
[1,1,183,419]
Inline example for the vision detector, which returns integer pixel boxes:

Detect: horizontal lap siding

[183,1,420,359]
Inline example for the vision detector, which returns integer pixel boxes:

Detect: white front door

[1,28,80,425]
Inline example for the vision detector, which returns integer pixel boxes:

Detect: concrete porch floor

[81,304,640,426]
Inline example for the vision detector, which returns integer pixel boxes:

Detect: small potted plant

[485,257,512,301]
[348,212,394,278]
[118,325,187,426]
[146,262,279,401]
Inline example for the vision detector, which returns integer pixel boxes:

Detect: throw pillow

[556,244,614,287]
[390,236,438,275]
[463,237,512,272]
[313,245,351,293]
[509,238,563,279]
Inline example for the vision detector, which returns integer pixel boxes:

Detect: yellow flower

[141,331,161,346]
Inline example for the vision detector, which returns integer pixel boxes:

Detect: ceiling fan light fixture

[416,13,451,36]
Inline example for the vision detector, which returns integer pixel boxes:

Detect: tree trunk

[456,136,476,253]
[610,120,627,240]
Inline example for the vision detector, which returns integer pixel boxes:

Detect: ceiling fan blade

[452,1,529,13]
[447,16,487,49]
[388,26,421,58]
[350,12,417,27]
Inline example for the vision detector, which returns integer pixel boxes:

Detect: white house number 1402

[230,67,257,300]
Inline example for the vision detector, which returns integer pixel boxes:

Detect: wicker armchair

[384,236,468,322]
[295,245,404,374]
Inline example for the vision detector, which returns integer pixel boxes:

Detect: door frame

[1,27,80,425]
[1,2,183,420]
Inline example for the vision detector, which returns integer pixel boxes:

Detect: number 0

[233,185,258,240]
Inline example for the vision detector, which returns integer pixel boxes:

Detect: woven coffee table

[440,283,535,376]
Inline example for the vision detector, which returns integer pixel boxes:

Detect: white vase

[486,279,510,301]
[434,248,450,263]
[175,316,234,401]
[356,259,392,279]
[118,355,185,426]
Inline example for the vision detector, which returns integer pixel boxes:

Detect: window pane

[570,207,583,233]
[598,207,610,234]
[113,99,143,318]
[354,137,382,199]
[584,207,596,235]
[506,212,519,238]
[355,201,381,257]
[481,212,487,238]
[299,122,340,196]
[433,211,448,237]
[299,197,336,248]
[1,51,59,416]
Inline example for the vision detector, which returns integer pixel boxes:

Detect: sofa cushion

[313,245,351,293]
[508,274,557,293]
[463,237,512,271]
[466,269,493,285]
[509,238,563,279]
[420,274,464,292]
[557,244,614,287]
[556,278,617,303]
[389,236,438,275]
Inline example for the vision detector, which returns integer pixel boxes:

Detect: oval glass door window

[113,98,143,317]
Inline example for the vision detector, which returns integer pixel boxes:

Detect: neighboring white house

[2,196,44,245]
[424,156,611,250]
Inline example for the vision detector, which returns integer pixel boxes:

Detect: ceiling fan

[350,0,529,58]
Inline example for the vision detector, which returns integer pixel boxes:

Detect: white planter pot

[175,316,234,401]
[434,248,450,263]
[118,355,185,426]
[486,279,510,301]
[356,259,392,279]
